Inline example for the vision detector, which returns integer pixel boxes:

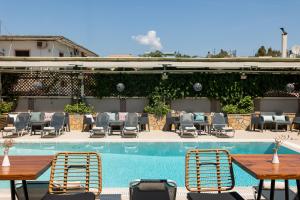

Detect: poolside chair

[250,113,260,131]
[185,149,245,200]
[139,113,150,131]
[129,179,177,200]
[41,112,65,138]
[90,113,110,137]
[122,112,139,137]
[259,112,275,132]
[15,152,101,200]
[291,115,300,134]
[83,114,95,132]
[179,113,197,137]
[2,112,30,137]
[273,114,291,131]
[211,113,235,137]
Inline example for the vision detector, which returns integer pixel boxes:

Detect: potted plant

[0,101,14,130]
[221,96,254,130]
[64,102,94,131]
[144,94,170,130]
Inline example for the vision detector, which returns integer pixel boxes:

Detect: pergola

[0,57,300,74]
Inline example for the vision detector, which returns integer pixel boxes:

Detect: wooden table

[232,154,300,200]
[0,155,53,200]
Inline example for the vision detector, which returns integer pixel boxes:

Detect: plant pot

[227,114,251,130]
[148,114,166,131]
[68,114,84,131]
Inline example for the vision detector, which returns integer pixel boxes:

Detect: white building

[0,35,98,57]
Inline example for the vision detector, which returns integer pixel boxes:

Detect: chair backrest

[130,179,177,200]
[15,112,30,131]
[185,149,235,193]
[211,113,226,130]
[50,113,65,130]
[125,113,138,127]
[95,113,109,128]
[180,113,194,126]
[30,112,45,122]
[49,152,102,195]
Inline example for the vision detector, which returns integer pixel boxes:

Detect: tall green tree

[255,46,267,57]
[208,49,230,58]
[140,50,163,57]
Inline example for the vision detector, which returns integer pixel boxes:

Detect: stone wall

[227,114,251,130]
[69,114,84,131]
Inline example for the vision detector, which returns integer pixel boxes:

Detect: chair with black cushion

[250,113,260,131]
[185,149,245,200]
[139,113,150,131]
[42,192,96,200]
[129,179,177,200]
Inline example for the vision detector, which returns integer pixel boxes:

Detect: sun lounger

[259,112,276,131]
[179,113,197,137]
[185,149,244,200]
[273,114,291,131]
[2,112,30,137]
[122,113,139,137]
[90,113,110,137]
[41,112,65,138]
[129,179,177,200]
[211,113,235,137]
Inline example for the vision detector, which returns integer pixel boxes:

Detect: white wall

[0,41,85,57]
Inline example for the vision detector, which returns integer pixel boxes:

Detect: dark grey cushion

[187,192,244,200]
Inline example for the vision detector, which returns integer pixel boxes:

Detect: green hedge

[93,73,299,105]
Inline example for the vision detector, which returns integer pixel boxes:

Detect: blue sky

[0,0,300,56]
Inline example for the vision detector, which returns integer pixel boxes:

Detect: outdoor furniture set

[90,112,142,138]
[1,112,67,138]
[168,112,235,138]
[251,112,300,132]
[4,150,299,200]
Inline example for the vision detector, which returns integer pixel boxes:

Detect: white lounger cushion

[124,127,137,131]
[262,115,273,122]
[44,127,55,131]
[274,115,286,122]
[53,181,82,189]
[4,127,16,131]
[184,126,196,130]
[93,127,104,130]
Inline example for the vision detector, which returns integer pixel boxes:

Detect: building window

[59,52,64,57]
[15,50,30,57]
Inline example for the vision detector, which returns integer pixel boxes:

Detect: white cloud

[132,30,163,50]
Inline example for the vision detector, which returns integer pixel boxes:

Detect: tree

[255,46,280,57]
[140,50,163,57]
[208,49,230,58]
[267,47,281,57]
[255,46,267,57]
[174,51,191,58]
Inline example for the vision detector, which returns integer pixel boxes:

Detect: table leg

[10,180,16,200]
[22,180,29,200]
[270,180,275,200]
[296,179,300,200]
[284,180,289,200]
[256,179,264,200]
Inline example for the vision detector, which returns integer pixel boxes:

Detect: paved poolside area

[0,130,300,199]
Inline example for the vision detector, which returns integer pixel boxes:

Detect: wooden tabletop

[232,154,300,180]
[0,155,53,180]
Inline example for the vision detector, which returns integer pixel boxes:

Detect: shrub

[64,102,93,114]
[144,101,170,117]
[0,102,14,114]
[222,96,254,114]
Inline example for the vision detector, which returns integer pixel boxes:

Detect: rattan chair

[49,152,102,195]
[185,149,244,200]
[15,152,101,200]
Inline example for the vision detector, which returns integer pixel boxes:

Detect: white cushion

[53,181,82,189]
[274,115,286,122]
[43,127,55,131]
[93,127,104,130]
[185,126,196,130]
[4,127,16,131]
[124,127,137,131]
[8,114,18,122]
[262,115,273,122]
[85,114,94,123]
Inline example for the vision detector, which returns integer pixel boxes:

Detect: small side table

[109,120,124,135]
[30,121,48,135]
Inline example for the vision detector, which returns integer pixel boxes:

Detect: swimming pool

[0,142,298,188]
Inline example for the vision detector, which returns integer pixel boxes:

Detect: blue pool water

[0,142,298,188]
